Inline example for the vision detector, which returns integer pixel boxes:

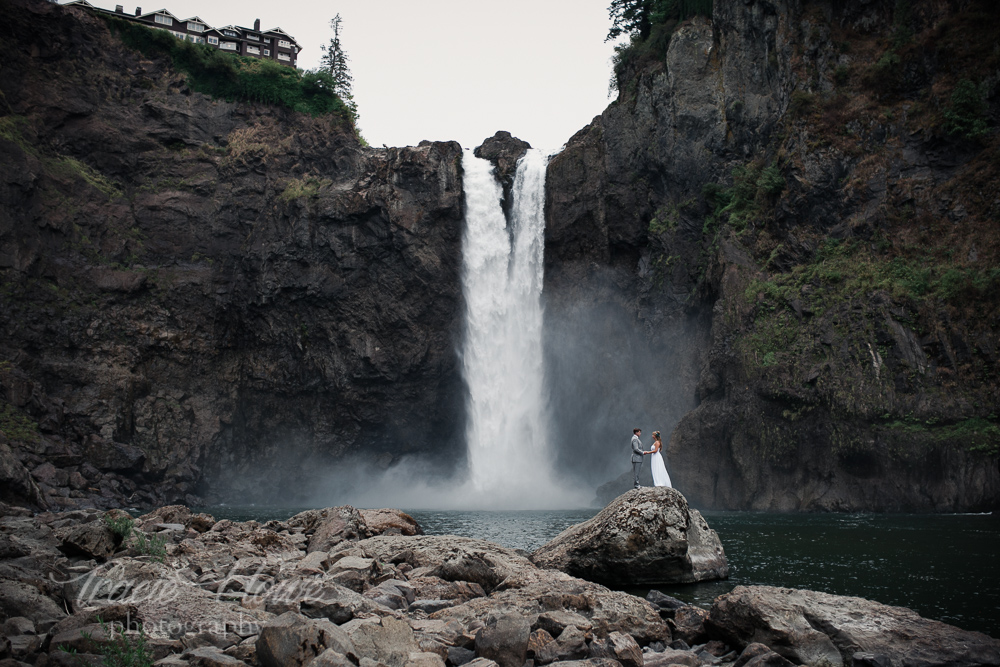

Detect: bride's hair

[653,431,661,439]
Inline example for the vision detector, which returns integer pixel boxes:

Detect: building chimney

[254,18,260,31]
[135,6,141,16]
[115,5,124,13]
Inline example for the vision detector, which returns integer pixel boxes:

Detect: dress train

[650,451,672,488]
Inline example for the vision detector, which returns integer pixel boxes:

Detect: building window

[207,35,219,45]
[278,39,291,48]
[187,22,204,32]
[154,13,172,26]
[246,46,260,55]
[277,53,290,61]
[247,34,259,40]
[171,31,185,39]
[263,49,270,56]
[223,30,237,37]
[221,42,237,50]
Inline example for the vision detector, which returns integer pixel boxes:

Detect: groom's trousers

[632,459,642,488]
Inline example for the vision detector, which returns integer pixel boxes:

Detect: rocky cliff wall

[0,0,467,508]
[545,0,1000,510]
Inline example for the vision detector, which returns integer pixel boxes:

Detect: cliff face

[0,0,466,508]
[546,0,1000,510]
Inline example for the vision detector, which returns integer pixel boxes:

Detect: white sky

[76,0,622,150]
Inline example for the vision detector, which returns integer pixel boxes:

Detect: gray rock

[0,579,65,626]
[709,586,1000,667]
[409,600,455,614]
[552,625,589,661]
[0,534,29,559]
[359,509,424,537]
[0,444,43,508]
[671,607,709,645]
[534,611,593,637]
[183,646,245,667]
[645,591,687,616]
[474,614,530,667]
[256,611,355,667]
[310,648,356,667]
[605,632,643,667]
[446,647,476,666]
[1,619,33,637]
[531,488,728,586]
[56,522,118,561]
[344,617,420,667]
[642,649,699,667]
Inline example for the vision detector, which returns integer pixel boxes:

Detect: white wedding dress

[650,449,672,487]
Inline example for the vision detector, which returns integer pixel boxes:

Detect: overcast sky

[75,0,622,150]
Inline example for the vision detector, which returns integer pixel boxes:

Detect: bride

[650,431,672,488]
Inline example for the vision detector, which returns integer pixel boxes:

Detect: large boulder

[284,507,371,553]
[360,509,424,537]
[708,586,1000,667]
[256,611,356,667]
[530,488,728,586]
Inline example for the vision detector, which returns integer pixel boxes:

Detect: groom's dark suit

[631,433,646,489]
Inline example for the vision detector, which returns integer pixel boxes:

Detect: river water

[205,506,998,637]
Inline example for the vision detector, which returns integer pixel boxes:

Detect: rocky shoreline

[1,489,997,667]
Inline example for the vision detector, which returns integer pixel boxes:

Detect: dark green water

[202,506,999,638]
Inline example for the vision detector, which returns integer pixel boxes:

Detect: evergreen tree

[320,14,354,105]
[606,0,712,42]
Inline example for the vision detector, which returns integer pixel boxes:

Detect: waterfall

[460,148,581,509]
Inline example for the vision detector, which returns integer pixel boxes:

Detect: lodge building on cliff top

[61,1,301,67]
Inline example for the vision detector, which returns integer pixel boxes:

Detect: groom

[631,427,649,489]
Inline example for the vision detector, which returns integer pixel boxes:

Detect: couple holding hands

[630,427,672,489]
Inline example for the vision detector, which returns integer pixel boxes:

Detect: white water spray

[458,148,585,509]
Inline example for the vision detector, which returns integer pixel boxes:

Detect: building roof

[137,9,180,21]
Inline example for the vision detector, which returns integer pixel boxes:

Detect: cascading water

[459,148,584,508]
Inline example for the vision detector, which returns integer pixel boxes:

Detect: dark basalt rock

[474,131,531,221]
[0,0,467,508]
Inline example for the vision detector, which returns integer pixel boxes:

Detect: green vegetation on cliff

[104,17,356,123]
[608,0,712,94]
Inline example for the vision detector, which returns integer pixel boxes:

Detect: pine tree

[320,14,354,106]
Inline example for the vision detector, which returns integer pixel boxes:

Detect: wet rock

[708,586,1000,667]
[474,614,530,667]
[283,507,370,554]
[473,131,532,219]
[531,488,728,586]
[310,648,356,667]
[84,440,145,473]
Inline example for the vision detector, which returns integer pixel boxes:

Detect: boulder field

[0,490,996,667]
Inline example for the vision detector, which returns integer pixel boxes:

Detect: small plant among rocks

[101,513,167,562]
[65,618,154,667]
